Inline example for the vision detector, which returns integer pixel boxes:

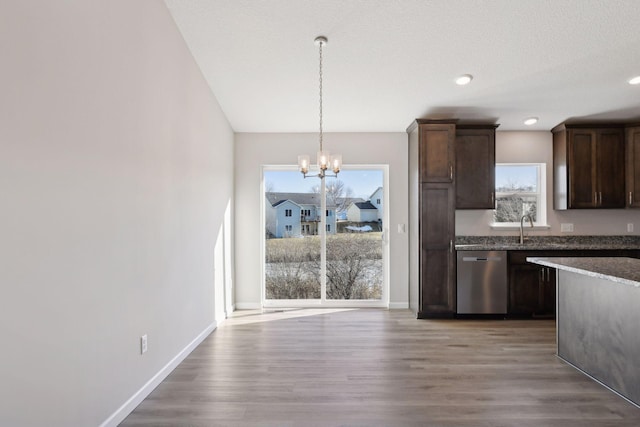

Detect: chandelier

[298,36,342,179]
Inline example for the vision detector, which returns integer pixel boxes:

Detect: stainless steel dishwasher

[456,250,507,314]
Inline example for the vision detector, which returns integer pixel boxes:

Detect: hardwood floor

[121,309,640,426]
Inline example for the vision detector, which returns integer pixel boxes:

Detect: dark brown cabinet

[455,125,498,209]
[626,125,640,208]
[408,119,457,318]
[420,184,455,315]
[507,249,640,318]
[508,252,555,317]
[553,124,625,209]
[419,122,456,183]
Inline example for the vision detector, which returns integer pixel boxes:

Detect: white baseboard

[389,302,409,309]
[235,302,262,310]
[99,322,217,427]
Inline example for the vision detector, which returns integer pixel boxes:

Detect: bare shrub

[265,237,320,299]
[326,234,381,299]
[265,233,382,300]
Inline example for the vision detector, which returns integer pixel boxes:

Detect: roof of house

[266,192,337,208]
[336,197,365,208]
[369,187,383,200]
[271,199,300,208]
[351,201,377,210]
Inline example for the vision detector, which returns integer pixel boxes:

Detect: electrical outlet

[140,334,148,354]
[628,223,634,233]
[560,223,574,232]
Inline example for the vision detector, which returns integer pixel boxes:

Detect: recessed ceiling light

[455,74,473,85]
[524,117,538,126]
[629,75,640,85]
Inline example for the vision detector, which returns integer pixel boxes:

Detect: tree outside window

[493,164,545,225]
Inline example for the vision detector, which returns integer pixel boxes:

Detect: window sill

[490,223,550,231]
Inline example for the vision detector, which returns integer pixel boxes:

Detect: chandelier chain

[318,39,323,153]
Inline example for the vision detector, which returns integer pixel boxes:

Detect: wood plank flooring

[121,309,640,426]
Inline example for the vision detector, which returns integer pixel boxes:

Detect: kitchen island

[527,257,640,408]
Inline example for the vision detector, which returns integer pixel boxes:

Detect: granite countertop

[527,257,640,288]
[455,235,640,251]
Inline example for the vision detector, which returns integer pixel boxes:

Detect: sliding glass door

[263,166,387,307]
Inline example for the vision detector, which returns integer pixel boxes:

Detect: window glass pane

[264,168,385,302]
[494,195,537,222]
[494,164,541,223]
[496,165,538,192]
[264,170,321,300]
[325,172,383,300]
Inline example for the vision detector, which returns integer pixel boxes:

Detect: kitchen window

[492,163,548,228]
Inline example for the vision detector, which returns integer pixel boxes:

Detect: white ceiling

[164,0,640,132]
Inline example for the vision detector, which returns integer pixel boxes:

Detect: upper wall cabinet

[626,125,640,208]
[455,124,498,209]
[552,124,625,209]
[418,121,456,183]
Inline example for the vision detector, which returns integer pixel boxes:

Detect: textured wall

[0,1,234,425]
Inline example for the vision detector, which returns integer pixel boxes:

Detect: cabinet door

[455,129,495,209]
[568,129,597,208]
[596,128,625,208]
[419,124,455,183]
[626,126,640,208]
[419,184,455,315]
[508,264,540,315]
[540,267,556,315]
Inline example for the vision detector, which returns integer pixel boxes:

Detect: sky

[264,169,383,199]
[495,164,538,190]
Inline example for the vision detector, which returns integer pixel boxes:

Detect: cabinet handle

[449,240,453,253]
[599,192,602,206]
[539,268,544,282]
[546,268,550,282]
[449,164,453,181]
[594,192,598,205]
[491,192,494,206]
[630,191,633,206]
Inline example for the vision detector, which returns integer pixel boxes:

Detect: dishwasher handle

[462,256,503,262]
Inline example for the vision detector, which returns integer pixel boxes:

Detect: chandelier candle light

[298,36,342,179]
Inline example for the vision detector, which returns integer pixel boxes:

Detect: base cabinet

[508,261,555,317]
[507,249,640,318]
[419,184,456,316]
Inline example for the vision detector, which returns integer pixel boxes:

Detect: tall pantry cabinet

[408,120,457,318]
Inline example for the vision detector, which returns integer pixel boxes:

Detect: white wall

[0,2,234,426]
[235,133,408,309]
[456,131,640,236]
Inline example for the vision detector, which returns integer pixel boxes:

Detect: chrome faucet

[520,214,534,244]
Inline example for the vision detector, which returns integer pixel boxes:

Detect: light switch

[398,224,406,233]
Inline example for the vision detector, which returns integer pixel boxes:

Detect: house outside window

[285,225,292,231]
[285,209,292,217]
[493,163,547,226]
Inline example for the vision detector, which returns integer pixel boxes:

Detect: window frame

[491,162,549,229]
